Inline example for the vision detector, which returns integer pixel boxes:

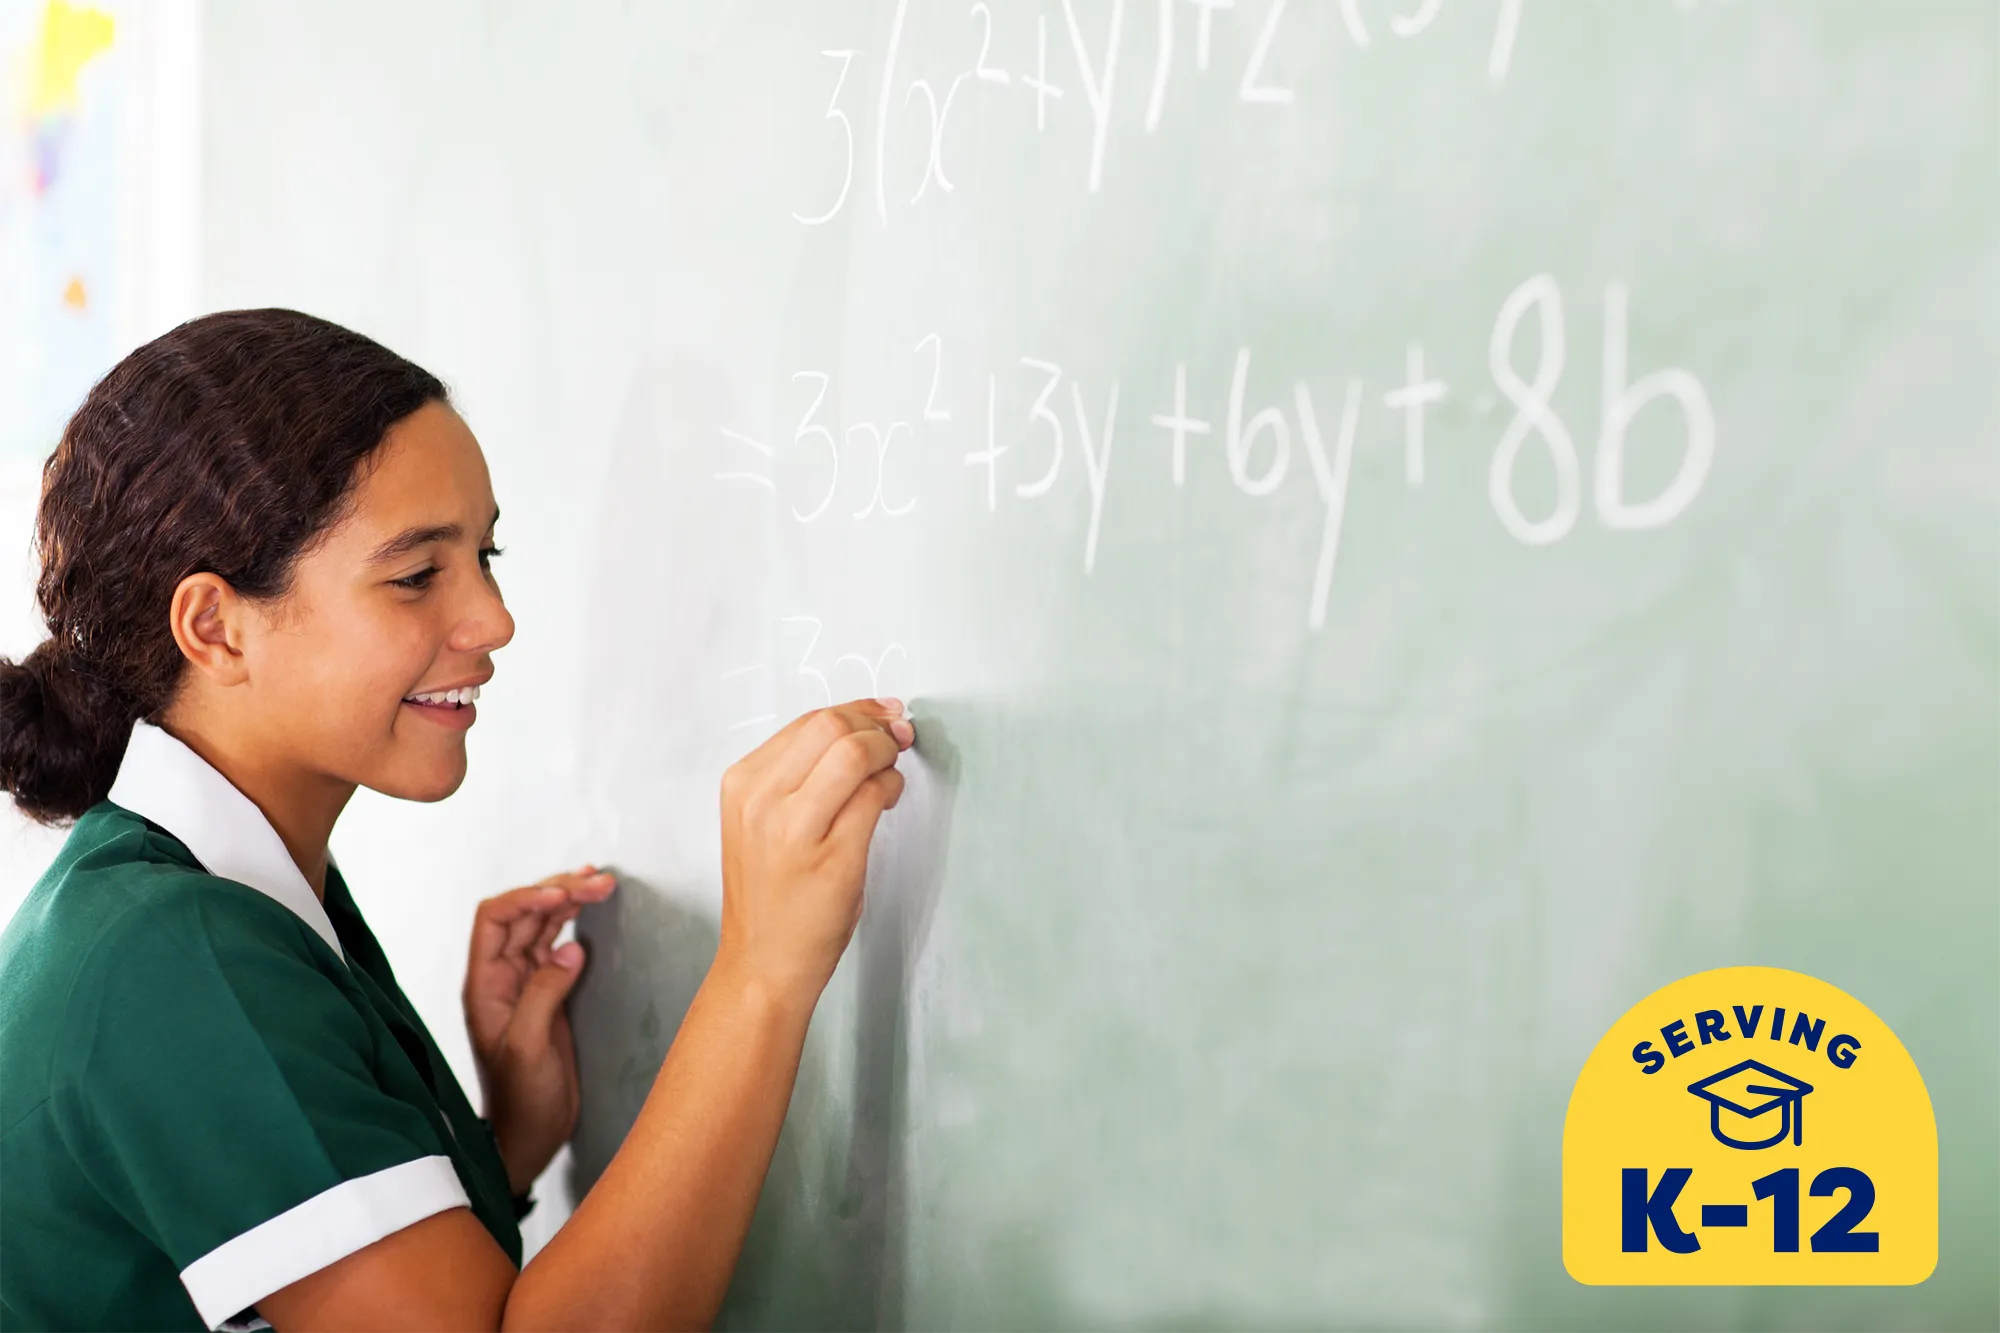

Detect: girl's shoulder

[2,800,337,987]
[0,802,354,1123]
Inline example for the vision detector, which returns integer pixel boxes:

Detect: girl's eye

[392,546,503,592]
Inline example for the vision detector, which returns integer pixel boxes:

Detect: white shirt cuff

[179,1154,469,1329]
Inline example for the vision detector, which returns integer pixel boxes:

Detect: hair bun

[0,640,135,826]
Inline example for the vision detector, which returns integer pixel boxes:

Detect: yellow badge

[1563,966,1936,1285]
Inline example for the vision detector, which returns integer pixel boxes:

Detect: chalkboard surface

[202,1,1998,1327]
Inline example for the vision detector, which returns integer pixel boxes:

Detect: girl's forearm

[503,954,816,1330]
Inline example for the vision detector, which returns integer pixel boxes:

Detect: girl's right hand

[715,697,915,1012]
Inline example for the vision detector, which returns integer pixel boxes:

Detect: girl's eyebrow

[368,523,458,564]
[366,505,501,565]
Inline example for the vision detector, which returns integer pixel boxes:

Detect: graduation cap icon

[1687,1059,1815,1150]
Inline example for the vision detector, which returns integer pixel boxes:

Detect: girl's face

[251,400,514,801]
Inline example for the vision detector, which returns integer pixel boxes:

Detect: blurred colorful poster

[2,0,194,460]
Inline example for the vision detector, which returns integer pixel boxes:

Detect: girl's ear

[167,572,252,686]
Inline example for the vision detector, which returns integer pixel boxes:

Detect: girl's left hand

[463,864,618,1196]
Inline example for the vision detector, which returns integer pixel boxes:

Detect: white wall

[0,0,205,923]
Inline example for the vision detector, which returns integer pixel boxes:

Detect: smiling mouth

[403,684,481,710]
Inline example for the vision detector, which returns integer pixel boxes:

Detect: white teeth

[404,684,481,706]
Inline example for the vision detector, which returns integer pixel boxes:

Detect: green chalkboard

[531,1,1997,1327]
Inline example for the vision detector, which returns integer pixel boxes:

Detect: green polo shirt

[0,722,526,1330]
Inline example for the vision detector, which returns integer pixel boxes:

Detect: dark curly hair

[0,308,449,826]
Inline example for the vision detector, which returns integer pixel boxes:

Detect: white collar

[105,719,346,962]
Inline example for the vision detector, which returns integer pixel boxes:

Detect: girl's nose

[454,582,515,654]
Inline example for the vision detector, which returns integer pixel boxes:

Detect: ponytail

[0,640,141,826]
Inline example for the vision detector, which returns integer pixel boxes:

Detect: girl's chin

[386,774,467,803]
[379,749,470,803]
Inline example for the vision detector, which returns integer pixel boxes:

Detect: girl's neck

[156,709,355,902]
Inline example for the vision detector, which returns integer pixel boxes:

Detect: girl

[0,309,913,1331]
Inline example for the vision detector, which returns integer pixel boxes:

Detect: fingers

[496,903,577,976]
[464,866,610,1045]
[469,868,616,970]
[505,944,589,1058]
[753,699,911,796]
[826,766,906,849]
[711,699,917,1013]
[476,871,613,929]
[791,724,904,841]
[527,904,573,967]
